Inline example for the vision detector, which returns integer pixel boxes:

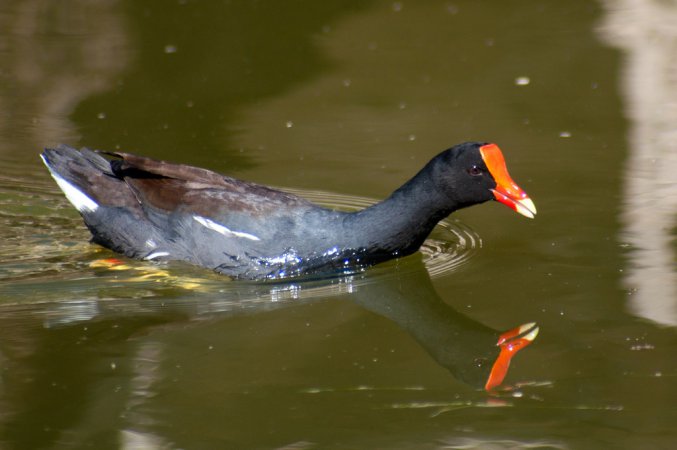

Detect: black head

[430,142,536,217]
[429,142,496,209]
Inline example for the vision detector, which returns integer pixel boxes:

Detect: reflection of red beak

[480,144,537,219]
[484,322,539,391]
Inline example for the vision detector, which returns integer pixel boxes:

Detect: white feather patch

[41,154,98,213]
[145,251,170,260]
[193,215,260,241]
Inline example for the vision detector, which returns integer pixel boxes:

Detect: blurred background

[0,0,675,448]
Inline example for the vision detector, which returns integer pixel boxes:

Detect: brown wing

[109,152,312,218]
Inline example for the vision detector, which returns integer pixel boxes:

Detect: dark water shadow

[73,0,372,169]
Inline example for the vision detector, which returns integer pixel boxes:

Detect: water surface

[1,1,676,449]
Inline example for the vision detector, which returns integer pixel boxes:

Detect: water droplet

[342,79,352,87]
[392,2,403,12]
[97,112,107,119]
[559,131,572,138]
[286,120,294,128]
[515,76,530,86]
[408,134,416,141]
[164,45,177,54]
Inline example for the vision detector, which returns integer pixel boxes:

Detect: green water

[1,1,676,448]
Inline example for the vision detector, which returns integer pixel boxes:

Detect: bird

[41,142,536,280]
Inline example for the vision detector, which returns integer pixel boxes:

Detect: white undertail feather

[41,154,99,213]
[193,215,260,241]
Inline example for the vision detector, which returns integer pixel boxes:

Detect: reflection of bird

[351,262,538,391]
[41,142,535,280]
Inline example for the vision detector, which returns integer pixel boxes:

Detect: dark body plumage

[41,142,504,279]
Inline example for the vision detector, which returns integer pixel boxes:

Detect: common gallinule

[41,142,536,279]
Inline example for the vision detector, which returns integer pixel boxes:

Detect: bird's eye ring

[467,166,482,176]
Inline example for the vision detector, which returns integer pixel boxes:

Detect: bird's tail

[41,145,161,259]
[41,144,116,213]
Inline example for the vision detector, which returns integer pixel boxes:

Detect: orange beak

[480,144,537,219]
[484,322,539,391]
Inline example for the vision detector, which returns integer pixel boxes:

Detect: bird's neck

[344,168,453,256]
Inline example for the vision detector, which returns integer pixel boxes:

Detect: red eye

[467,166,482,176]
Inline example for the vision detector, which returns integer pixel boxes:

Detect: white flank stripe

[145,251,170,260]
[41,155,98,213]
[193,215,260,241]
